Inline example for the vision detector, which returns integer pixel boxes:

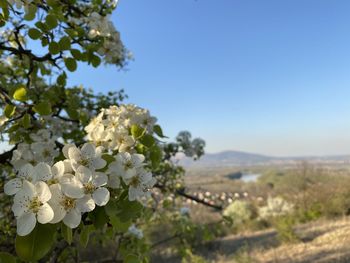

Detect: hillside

[178,150,350,168]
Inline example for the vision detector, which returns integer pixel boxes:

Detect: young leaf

[45,14,58,30]
[49,41,60,55]
[28,28,41,40]
[0,252,16,263]
[80,225,95,248]
[139,134,155,148]
[131,124,145,139]
[154,124,167,138]
[59,36,71,51]
[61,223,73,245]
[15,223,56,261]
[33,101,52,115]
[64,58,77,72]
[13,86,27,102]
[21,113,31,128]
[24,4,37,21]
[150,146,162,169]
[4,104,15,118]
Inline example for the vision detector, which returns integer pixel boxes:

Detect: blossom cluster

[85,104,157,152]
[4,105,157,236]
[258,196,294,219]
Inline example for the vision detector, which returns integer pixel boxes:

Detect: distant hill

[176,150,350,167]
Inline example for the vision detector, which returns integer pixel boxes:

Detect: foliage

[0,1,209,262]
[223,200,253,226]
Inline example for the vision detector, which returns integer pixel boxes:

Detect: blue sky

[68,0,350,156]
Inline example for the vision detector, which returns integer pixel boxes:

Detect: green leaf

[150,146,162,169]
[33,101,52,115]
[153,124,166,138]
[57,73,67,86]
[45,14,58,30]
[91,55,101,67]
[15,223,56,261]
[79,225,95,248]
[49,41,60,55]
[66,108,79,120]
[47,0,59,7]
[13,86,27,102]
[21,113,31,128]
[70,49,82,60]
[109,216,131,233]
[28,28,41,40]
[65,28,78,38]
[59,36,71,51]
[4,104,15,118]
[24,4,37,21]
[61,224,73,245]
[89,206,108,228]
[0,252,16,263]
[64,58,77,72]
[131,125,145,139]
[114,199,143,222]
[139,134,155,148]
[125,254,140,263]
[102,154,115,165]
[35,21,48,32]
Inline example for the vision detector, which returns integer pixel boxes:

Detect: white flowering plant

[0,1,210,262]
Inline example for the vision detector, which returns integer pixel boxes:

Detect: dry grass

[209,217,350,263]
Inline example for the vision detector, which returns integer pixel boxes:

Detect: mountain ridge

[177,150,350,167]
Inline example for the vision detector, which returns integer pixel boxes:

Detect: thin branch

[155,183,223,211]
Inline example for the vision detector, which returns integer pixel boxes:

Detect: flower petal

[63,209,81,229]
[17,213,36,236]
[76,195,95,212]
[92,157,106,170]
[35,181,52,203]
[62,143,75,159]
[132,154,145,165]
[34,162,52,182]
[4,178,23,195]
[52,161,65,179]
[21,180,36,198]
[37,203,54,224]
[81,143,96,158]
[76,166,92,184]
[68,146,81,162]
[93,172,108,187]
[50,204,66,224]
[93,188,110,206]
[60,175,84,199]
[18,163,34,180]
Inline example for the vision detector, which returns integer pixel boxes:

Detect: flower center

[79,158,90,166]
[29,196,43,213]
[47,178,59,185]
[124,160,133,170]
[61,197,76,210]
[42,149,51,158]
[84,182,96,194]
[130,176,140,188]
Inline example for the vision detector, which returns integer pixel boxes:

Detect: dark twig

[155,183,223,211]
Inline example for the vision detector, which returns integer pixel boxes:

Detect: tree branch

[155,183,223,211]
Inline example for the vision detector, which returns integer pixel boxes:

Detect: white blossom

[49,184,94,228]
[128,224,143,239]
[12,180,54,236]
[63,143,106,172]
[123,168,156,201]
[108,152,145,180]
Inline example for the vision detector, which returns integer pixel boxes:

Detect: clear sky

[68,0,350,157]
